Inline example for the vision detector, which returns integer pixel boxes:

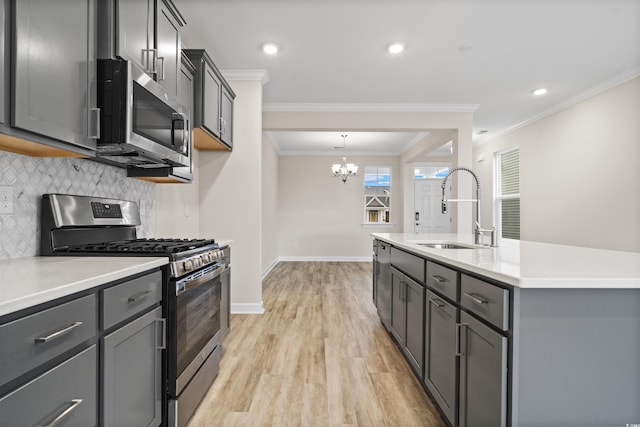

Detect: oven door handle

[176,265,227,296]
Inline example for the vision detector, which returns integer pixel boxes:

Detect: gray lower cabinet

[458,311,507,427]
[424,290,457,427]
[102,306,164,427]
[0,345,98,426]
[376,241,392,328]
[390,267,424,375]
[12,0,98,150]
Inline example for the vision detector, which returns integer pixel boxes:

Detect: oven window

[132,82,184,151]
[176,274,221,377]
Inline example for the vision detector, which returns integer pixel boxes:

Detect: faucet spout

[441,167,496,246]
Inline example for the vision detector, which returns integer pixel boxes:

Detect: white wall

[277,155,402,259]
[474,76,640,252]
[199,80,265,313]
[156,150,201,238]
[261,133,279,275]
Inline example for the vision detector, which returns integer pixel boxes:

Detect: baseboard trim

[278,256,371,262]
[231,302,265,314]
[261,258,279,280]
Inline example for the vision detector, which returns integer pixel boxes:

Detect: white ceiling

[175,0,640,155]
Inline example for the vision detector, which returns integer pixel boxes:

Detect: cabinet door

[116,0,153,74]
[202,64,221,138]
[102,307,164,427]
[404,276,424,375]
[13,0,97,150]
[377,243,392,328]
[425,290,457,426]
[0,346,97,427]
[220,85,233,148]
[459,311,507,427]
[156,0,181,99]
[390,268,405,343]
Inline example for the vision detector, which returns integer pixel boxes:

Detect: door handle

[415,212,419,221]
[157,56,165,81]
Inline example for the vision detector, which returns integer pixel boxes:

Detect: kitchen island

[372,233,640,427]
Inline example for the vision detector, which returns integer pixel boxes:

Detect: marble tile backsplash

[0,152,156,260]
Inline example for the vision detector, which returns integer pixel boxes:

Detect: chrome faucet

[441,167,497,246]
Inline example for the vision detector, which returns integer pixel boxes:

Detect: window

[364,166,391,224]
[495,148,520,240]
[413,165,450,179]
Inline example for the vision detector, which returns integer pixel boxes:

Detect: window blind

[499,149,520,240]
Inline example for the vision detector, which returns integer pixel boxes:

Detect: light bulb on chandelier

[331,135,358,183]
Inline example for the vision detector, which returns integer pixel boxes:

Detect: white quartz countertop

[372,233,640,289]
[0,256,168,317]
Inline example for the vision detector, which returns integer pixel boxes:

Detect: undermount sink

[416,242,486,249]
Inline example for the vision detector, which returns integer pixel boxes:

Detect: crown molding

[220,69,270,85]
[262,103,479,113]
[278,150,402,157]
[476,68,640,146]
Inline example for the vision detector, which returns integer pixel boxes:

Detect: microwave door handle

[171,113,186,153]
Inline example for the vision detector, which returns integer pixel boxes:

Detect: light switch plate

[0,185,14,214]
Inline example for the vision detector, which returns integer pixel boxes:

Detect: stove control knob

[201,254,210,264]
[183,259,193,273]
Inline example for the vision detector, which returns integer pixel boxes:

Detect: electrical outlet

[0,185,14,215]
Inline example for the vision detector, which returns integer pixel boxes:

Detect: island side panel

[511,288,640,427]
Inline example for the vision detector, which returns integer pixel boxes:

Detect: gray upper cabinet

[99,0,184,95]
[115,0,154,74]
[184,49,235,151]
[220,85,234,148]
[156,1,183,98]
[12,0,98,150]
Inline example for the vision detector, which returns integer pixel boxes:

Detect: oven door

[170,264,225,396]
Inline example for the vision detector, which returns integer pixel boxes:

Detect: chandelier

[331,135,358,183]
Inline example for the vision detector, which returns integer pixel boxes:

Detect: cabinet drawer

[426,261,458,302]
[0,345,97,426]
[391,247,425,283]
[102,270,162,330]
[461,275,509,331]
[0,295,96,385]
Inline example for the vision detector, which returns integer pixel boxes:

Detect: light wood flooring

[188,261,446,427]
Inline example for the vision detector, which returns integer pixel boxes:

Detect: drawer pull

[464,292,489,305]
[35,322,83,343]
[431,275,448,284]
[429,298,445,308]
[128,290,153,303]
[38,398,83,427]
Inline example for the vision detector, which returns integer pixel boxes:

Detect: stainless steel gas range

[40,194,230,427]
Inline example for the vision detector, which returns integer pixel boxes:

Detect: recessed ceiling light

[262,43,279,55]
[532,88,548,96]
[387,42,405,54]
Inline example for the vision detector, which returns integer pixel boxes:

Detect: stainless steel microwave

[96,58,190,168]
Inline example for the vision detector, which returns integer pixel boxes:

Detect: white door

[414,179,451,234]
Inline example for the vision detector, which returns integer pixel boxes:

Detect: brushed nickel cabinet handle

[128,290,153,303]
[35,322,83,343]
[429,298,445,308]
[38,399,83,427]
[455,323,468,356]
[464,292,489,305]
[157,318,166,350]
[431,275,448,283]
[88,108,100,139]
